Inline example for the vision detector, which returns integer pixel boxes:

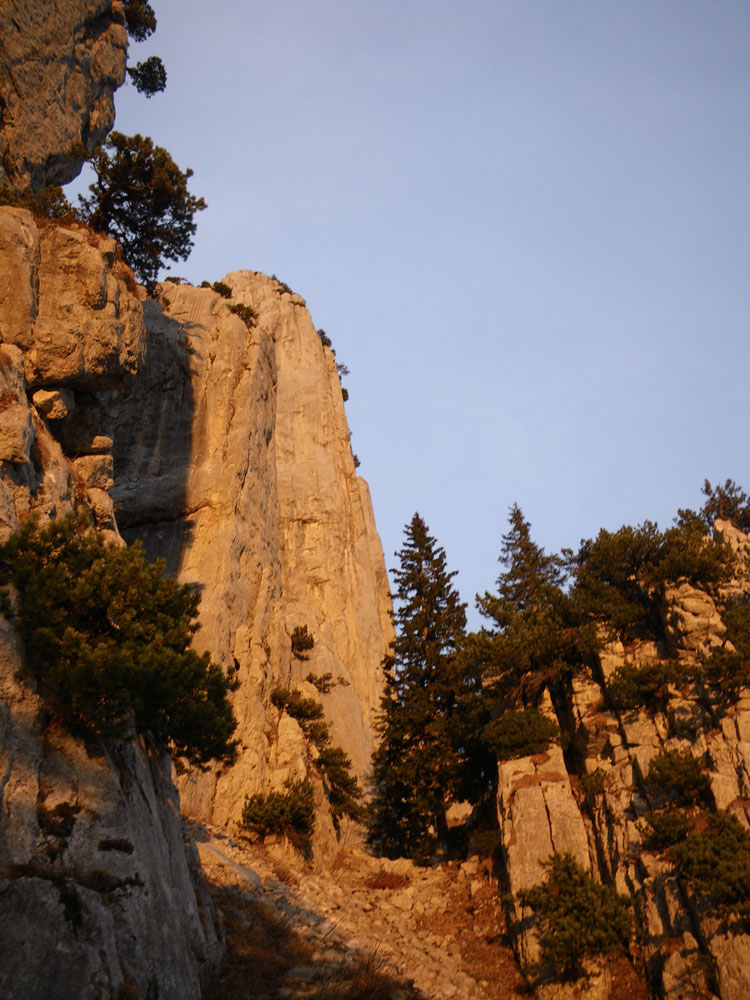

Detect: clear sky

[78,1,750,626]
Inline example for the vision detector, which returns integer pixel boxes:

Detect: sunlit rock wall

[106,272,393,855]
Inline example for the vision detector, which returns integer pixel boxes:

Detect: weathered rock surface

[497,566,750,1000]
[105,274,393,857]
[0,209,223,998]
[0,0,127,191]
[0,208,143,387]
[0,619,224,1000]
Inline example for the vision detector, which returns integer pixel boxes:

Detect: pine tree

[367,514,468,859]
[478,504,590,704]
[78,132,206,290]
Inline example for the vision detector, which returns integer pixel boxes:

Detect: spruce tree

[478,504,590,704]
[367,514,468,859]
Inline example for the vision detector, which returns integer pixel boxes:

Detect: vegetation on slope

[0,513,237,766]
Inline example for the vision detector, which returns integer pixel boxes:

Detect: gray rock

[0,0,126,192]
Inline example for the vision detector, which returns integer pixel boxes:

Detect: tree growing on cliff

[0,513,237,766]
[476,504,591,705]
[367,514,470,859]
[123,0,167,98]
[79,132,206,289]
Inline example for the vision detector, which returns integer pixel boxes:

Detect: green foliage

[571,518,734,643]
[700,596,750,698]
[477,505,593,704]
[316,744,365,822]
[318,328,332,348]
[698,478,750,532]
[229,302,258,329]
[481,708,558,761]
[127,55,166,97]
[606,659,689,713]
[368,514,472,859]
[0,514,237,766]
[291,625,314,659]
[123,0,157,41]
[645,809,691,851]
[78,132,206,289]
[240,780,314,841]
[271,274,294,295]
[580,767,609,797]
[671,811,750,922]
[306,671,335,695]
[518,853,632,980]
[271,686,363,826]
[212,280,232,298]
[0,183,75,220]
[646,750,713,807]
[270,686,323,722]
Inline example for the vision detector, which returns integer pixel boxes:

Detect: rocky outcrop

[105,273,393,857]
[0,618,224,1000]
[0,0,127,192]
[0,207,224,998]
[498,576,750,999]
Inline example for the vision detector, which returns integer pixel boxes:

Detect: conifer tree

[478,504,590,704]
[367,514,468,859]
[79,132,206,290]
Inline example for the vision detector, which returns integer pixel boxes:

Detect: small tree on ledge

[78,132,206,290]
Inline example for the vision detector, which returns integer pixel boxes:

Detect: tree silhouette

[368,514,468,859]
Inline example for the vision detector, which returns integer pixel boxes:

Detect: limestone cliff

[497,525,750,1000]
[0,207,225,999]
[104,272,393,853]
[0,0,127,192]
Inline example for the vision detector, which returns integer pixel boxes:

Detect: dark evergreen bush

[229,302,257,329]
[241,780,314,840]
[606,660,689,714]
[271,686,363,825]
[580,767,608,798]
[481,708,558,761]
[78,132,206,289]
[671,811,750,921]
[517,853,632,980]
[306,671,335,694]
[572,518,734,643]
[646,750,713,808]
[477,505,594,705]
[698,478,750,532]
[291,625,314,659]
[645,809,691,850]
[0,514,237,766]
[700,597,750,698]
[270,686,323,722]
[127,55,166,97]
[0,183,75,220]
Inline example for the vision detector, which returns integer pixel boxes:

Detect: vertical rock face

[0,208,224,999]
[106,272,393,848]
[0,0,127,191]
[498,576,750,999]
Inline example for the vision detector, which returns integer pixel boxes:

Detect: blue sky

[78,1,750,626]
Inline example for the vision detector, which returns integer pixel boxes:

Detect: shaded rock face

[0,0,127,192]
[0,621,224,1000]
[105,273,393,859]
[498,575,750,1000]
[0,208,224,998]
